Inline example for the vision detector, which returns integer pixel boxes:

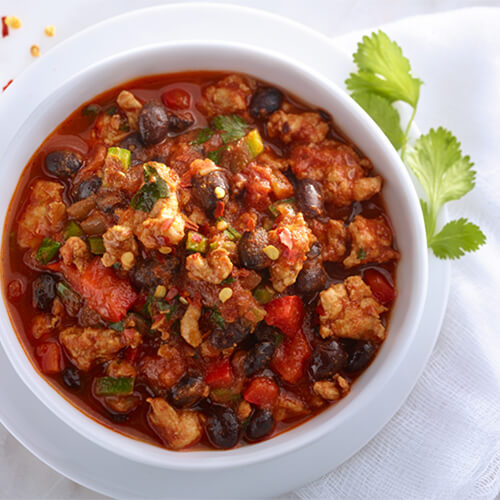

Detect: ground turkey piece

[93,112,129,145]
[313,374,350,401]
[17,180,66,250]
[147,397,202,450]
[180,301,203,348]
[139,344,186,389]
[185,247,233,285]
[59,326,142,371]
[290,141,382,207]
[197,74,255,117]
[267,110,329,144]
[60,236,90,272]
[343,215,399,268]
[116,90,142,130]
[310,219,347,262]
[134,163,186,249]
[319,276,387,342]
[268,206,315,292]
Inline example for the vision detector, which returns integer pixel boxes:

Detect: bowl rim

[0,39,428,470]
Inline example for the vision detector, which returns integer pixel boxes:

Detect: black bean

[170,375,208,408]
[205,405,240,449]
[32,273,57,312]
[238,228,271,270]
[243,341,275,377]
[192,170,229,215]
[138,101,169,145]
[296,259,327,294]
[62,366,81,390]
[296,179,323,218]
[45,151,82,178]
[309,339,347,380]
[245,409,275,442]
[210,322,250,350]
[130,257,179,291]
[344,341,377,373]
[254,324,277,343]
[119,132,145,164]
[168,111,194,134]
[75,176,102,200]
[249,87,283,119]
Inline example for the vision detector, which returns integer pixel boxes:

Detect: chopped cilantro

[109,320,124,332]
[81,103,100,118]
[211,306,226,329]
[212,114,249,143]
[191,127,214,145]
[357,248,367,260]
[131,163,170,213]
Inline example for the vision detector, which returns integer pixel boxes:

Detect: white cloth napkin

[1,5,499,500]
[287,7,500,500]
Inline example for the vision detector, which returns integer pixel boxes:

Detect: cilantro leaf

[131,163,170,212]
[429,219,486,259]
[191,127,214,145]
[404,128,476,210]
[212,115,249,143]
[346,31,422,108]
[352,91,404,149]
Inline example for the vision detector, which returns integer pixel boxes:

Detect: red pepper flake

[214,201,225,218]
[161,217,174,232]
[166,287,179,302]
[185,219,199,231]
[279,228,293,249]
[2,79,13,92]
[1,17,8,38]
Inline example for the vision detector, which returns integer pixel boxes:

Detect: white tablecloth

[1,1,499,499]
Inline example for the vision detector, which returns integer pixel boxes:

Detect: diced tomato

[62,257,137,322]
[279,228,293,249]
[205,359,233,388]
[265,295,304,337]
[125,347,138,362]
[363,269,396,306]
[1,17,8,38]
[243,377,279,407]
[161,88,191,110]
[35,342,63,374]
[271,329,311,384]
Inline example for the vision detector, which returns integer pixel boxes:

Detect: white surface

[0,28,428,472]
[0,1,498,499]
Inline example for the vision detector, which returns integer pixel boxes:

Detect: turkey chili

[1,72,400,450]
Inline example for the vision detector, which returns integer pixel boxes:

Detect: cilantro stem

[401,105,417,154]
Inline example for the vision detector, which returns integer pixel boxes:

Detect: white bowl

[0,41,428,470]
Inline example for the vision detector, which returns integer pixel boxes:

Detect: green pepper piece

[107,147,131,170]
[36,238,61,264]
[64,221,84,240]
[186,231,208,253]
[253,285,276,305]
[88,236,105,255]
[224,225,242,241]
[244,129,264,158]
[95,376,134,396]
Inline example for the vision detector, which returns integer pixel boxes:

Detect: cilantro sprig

[212,115,249,143]
[346,31,486,259]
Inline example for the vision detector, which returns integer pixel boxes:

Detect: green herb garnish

[81,104,100,118]
[224,225,242,241]
[36,238,61,264]
[269,198,295,217]
[273,333,284,346]
[220,276,235,285]
[211,306,226,329]
[346,31,485,259]
[108,320,124,332]
[105,105,118,116]
[357,248,367,260]
[131,163,170,213]
[207,148,225,164]
[212,114,249,143]
[191,127,214,145]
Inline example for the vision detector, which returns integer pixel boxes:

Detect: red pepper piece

[243,377,279,407]
[271,329,311,384]
[2,79,13,92]
[62,257,137,323]
[161,88,191,110]
[205,358,233,388]
[265,295,304,337]
[2,17,8,38]
[363,269,396,306]
[214,201,225,218]
[36,342,64,374]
